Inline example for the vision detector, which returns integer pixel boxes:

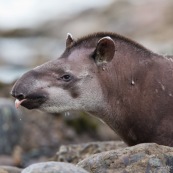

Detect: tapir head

[11,33,116,114]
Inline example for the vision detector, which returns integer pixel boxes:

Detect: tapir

[11,32,173,146]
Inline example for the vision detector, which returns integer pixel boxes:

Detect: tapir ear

[94,36,115,65]
[66,33,75,47]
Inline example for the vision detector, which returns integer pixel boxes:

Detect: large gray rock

[0,98,22,154]
[77,143,173,173]
[22,162,89,173]
[54,141,126,164]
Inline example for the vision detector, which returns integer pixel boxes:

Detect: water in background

[0,0,113,84]
[1,0,173,84]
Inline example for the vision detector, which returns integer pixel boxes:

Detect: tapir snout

[11,70,48,109]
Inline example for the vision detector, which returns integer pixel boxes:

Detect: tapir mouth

[12,92,47,110]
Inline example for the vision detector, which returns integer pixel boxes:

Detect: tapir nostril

[15,93,25,100]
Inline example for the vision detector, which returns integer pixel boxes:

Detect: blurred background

[0,0,173,168]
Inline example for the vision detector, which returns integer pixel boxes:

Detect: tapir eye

[60,74,72,82]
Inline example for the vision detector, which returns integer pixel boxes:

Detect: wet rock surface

[77,143,173,173]
[54,141,126,164]
[21,162,89,173]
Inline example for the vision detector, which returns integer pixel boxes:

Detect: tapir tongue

[15,99,26,109]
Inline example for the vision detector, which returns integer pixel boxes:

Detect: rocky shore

[1,142,173,173]
[1,0,173,172]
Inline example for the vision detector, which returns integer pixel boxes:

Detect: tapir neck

[94,43,161,145]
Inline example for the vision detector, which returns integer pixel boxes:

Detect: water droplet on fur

[131,80,135,85]
[161,85,165,91]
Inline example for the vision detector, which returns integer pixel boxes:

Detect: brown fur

[69,32,153,52]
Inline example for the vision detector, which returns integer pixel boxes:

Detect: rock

[0,98,22,154]
[21,162,89,173]
[54,141,126,164]
[0,166,22,173]
[77,143,173,173]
